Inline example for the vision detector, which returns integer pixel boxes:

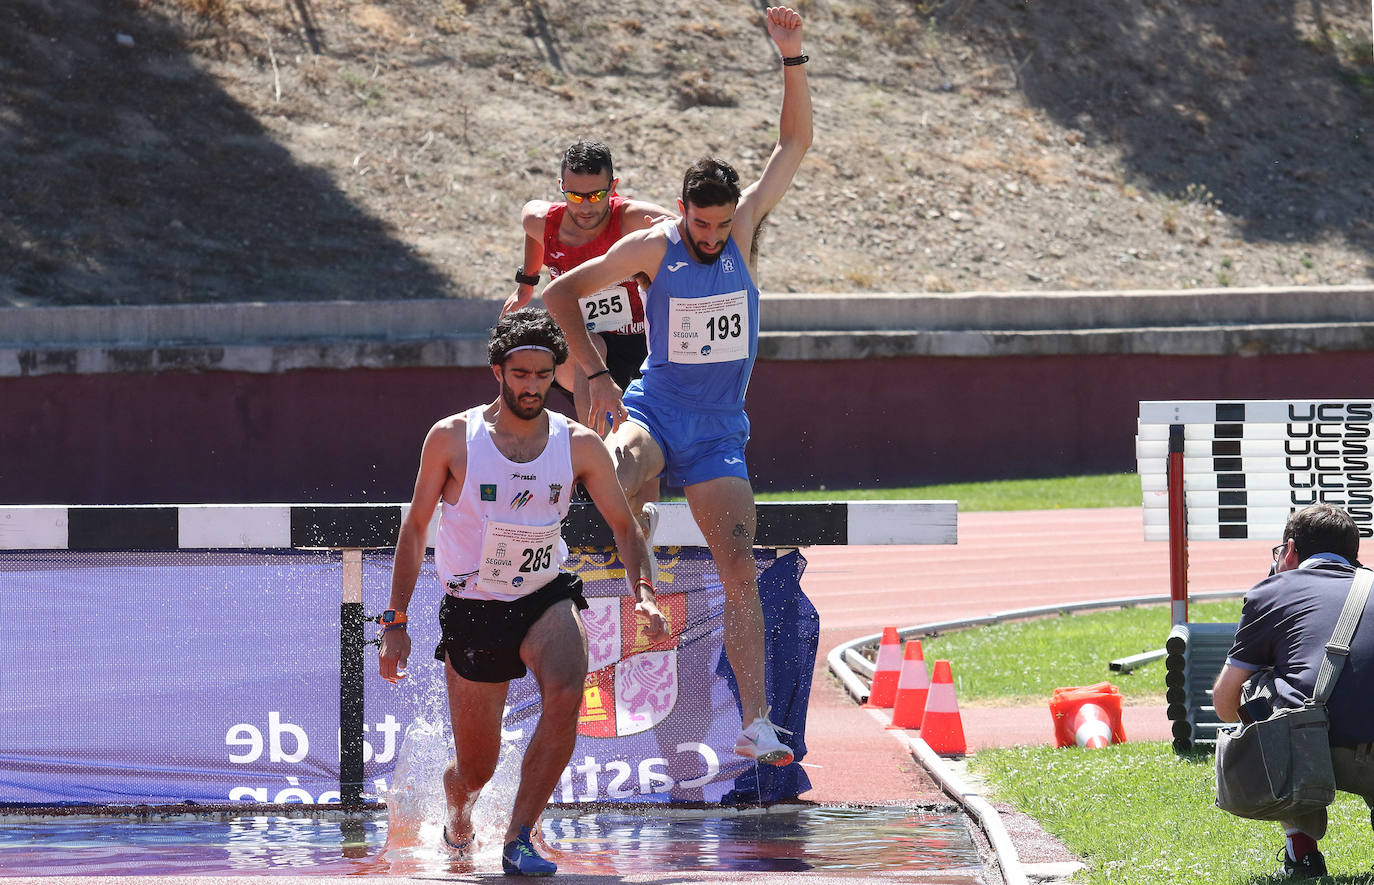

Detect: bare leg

[441,656,509,843]
[683,476,768,722]
[505,598,589,842]
[606,421,666,521]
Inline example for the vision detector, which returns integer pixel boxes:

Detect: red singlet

[542,194,645,334]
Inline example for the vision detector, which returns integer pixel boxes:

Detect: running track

[800,505,1269,799]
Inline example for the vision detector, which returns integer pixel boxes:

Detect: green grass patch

[919,600,1242,705]
[972,741,1374,883]
[752,472,1141,511]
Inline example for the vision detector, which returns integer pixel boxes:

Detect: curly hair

[682,157,741,208]
[488,307,569,366]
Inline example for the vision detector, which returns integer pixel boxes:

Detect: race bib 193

[479,520,562,595]
[667,290,749,364]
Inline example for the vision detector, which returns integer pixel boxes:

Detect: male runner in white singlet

[542,6,811,768]
[378,308,666,876]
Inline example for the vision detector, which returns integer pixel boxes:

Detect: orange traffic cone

[1050,683,1126,748]
[1072,702,1114,749]
[920,659,966,756]
[864,627,903,708]
[887,640,930,729]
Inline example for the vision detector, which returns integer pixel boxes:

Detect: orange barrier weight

[1050,682,1127,748]
[864,627,903,708]
[920,659,966,756]
[887,640,930,730]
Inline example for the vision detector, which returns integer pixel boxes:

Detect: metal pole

[1167,423,1189,625]
[340,549,365,807]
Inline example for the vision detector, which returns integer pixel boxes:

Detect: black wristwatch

[514,269,540,286]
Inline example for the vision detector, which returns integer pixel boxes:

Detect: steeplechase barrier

[2,500,956,808]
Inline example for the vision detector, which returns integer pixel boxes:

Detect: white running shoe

[641,502,660,585]
[734,708,795,766]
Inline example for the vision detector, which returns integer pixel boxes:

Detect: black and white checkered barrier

[0,501,958,550]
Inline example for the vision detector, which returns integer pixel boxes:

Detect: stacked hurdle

[1137,399,1374,750]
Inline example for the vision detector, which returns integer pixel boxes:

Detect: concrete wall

[4,287,1373,504]
[6,349,1374,504]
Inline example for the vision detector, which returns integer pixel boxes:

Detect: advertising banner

[1,547,814,806]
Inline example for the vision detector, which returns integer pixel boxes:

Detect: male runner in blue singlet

[542,7,812,767]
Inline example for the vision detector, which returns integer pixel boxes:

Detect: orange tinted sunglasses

[562,187,610,204]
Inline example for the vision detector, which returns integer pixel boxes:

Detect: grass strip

[753,472,1142,510]
[972,741,1374,883]
[918,600,1242,705]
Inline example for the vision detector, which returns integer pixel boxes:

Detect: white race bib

[479,520,561,595]
[667,290,749,364]
[579,285,633,333]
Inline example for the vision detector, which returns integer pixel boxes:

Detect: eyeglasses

[1272,542,1288,562]
[562,187,610,204]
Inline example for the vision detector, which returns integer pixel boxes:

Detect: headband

[503,345,555,357]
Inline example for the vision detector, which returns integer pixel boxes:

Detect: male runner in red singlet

[502,141,674,428]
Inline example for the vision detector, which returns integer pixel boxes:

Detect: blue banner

[1,547,813,806]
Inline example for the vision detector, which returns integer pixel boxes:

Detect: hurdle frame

[1137,398,1374,749]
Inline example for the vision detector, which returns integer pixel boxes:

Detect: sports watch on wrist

[514,268,540,286]
[379,610,407,625]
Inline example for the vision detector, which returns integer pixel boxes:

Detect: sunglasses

[562,187,610,204]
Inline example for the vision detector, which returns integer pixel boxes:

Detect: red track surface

[799,506,1269,798]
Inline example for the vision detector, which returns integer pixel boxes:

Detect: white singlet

[433,404,574,601]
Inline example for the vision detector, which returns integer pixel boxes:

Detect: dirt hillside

[2,0,1371,308]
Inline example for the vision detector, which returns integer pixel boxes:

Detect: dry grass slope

[1,0,1371,307]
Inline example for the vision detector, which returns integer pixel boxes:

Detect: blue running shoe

[502,825,556,876]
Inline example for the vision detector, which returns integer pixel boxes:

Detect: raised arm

[735,7,813,244]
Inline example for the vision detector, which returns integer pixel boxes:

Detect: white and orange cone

[864,627,903,709]
[1072,702,1114,749]
[887,640,930,730]
[920,659,966,756]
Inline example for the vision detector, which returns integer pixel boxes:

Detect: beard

[690,238,725,264]
[501,378,546,420]
[568,202,612,231]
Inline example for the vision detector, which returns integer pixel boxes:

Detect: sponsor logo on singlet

[510,490,533,510]
[549,483,563,504]
[481,484,497,501]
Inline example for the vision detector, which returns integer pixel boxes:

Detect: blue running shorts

[622,381,750,487]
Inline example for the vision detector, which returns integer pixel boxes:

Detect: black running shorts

[433,572,589,683]
[601,330,648,391]
[550,331,647,398]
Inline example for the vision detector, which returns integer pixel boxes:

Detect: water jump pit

[0,802,984,880]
